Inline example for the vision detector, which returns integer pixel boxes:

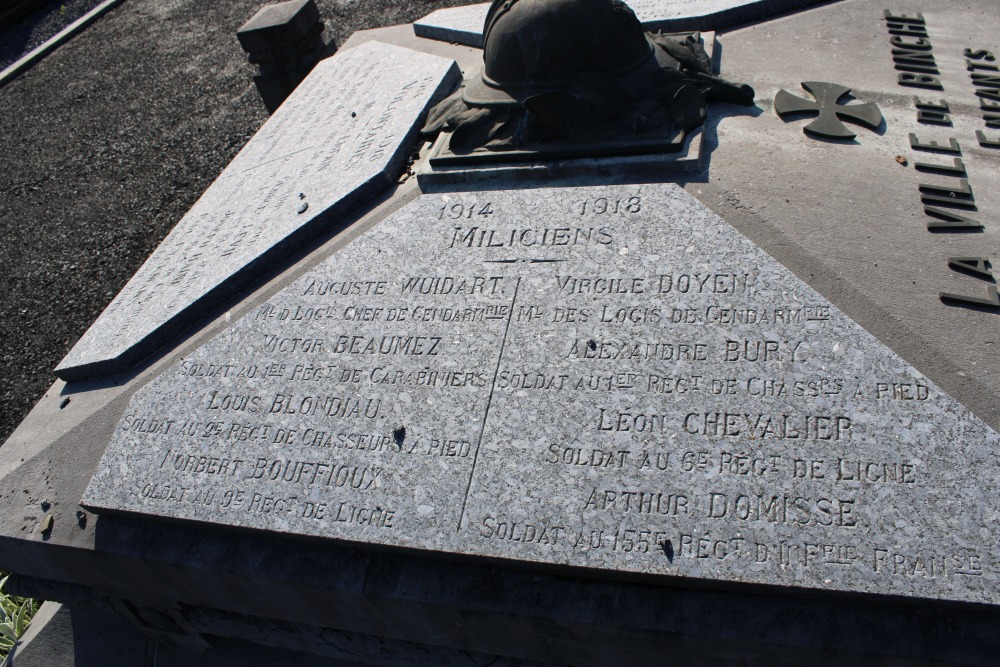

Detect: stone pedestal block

[237,0,335,113]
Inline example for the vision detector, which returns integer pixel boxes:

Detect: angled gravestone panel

[84,184,1000,605]
[414,0,824,48]
[55,42,461,382]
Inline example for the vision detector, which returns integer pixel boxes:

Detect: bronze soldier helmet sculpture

[423,0,756,151]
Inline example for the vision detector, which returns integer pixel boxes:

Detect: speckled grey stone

[55,42,461,382]
[414,0,824,48]
[84,184,1000,605]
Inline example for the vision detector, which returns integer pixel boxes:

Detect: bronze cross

[775,81,883,139]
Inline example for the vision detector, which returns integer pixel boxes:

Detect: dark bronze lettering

[947,257,994,281]
[971,73,1000,89]
[908,133,961,154]
[914,97,951,126]
[940,258,999,308]
[898,73,942,90]
[919,179,975,210]
[892,49,939,75]
[964,48,997,62]
[924,207,983,231]
[914,157,965,176]
[886,21,928,38]
[940,285,1000,309]
[883,10,925,24]
[976,130,1000,149]
[890,36,931,50]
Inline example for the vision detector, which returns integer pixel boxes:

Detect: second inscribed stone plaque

[84,185,1000,605]
[56,42,460,381]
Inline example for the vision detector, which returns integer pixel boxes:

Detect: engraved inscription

[881,12,999,313]
[56,43,460,378]
[84,185,1000,606]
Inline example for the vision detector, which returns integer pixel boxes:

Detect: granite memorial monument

[1,0,999,664]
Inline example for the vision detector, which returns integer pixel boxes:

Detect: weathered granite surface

[83,184,1000,605]
[55,41,460,381]
[414,0,823,48]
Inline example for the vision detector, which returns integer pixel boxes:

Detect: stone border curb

[0,0,125,89]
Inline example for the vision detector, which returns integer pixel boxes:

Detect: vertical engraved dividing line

[457,276,521,531]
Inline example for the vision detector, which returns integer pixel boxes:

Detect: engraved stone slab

[414,0,823,48]
[55,42,461,381]
[84,185,1000,605]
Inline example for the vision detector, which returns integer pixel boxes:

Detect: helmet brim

[461,70,520,107]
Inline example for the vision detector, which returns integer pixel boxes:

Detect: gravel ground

[0,0,106,71]
[0,0,474,444]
